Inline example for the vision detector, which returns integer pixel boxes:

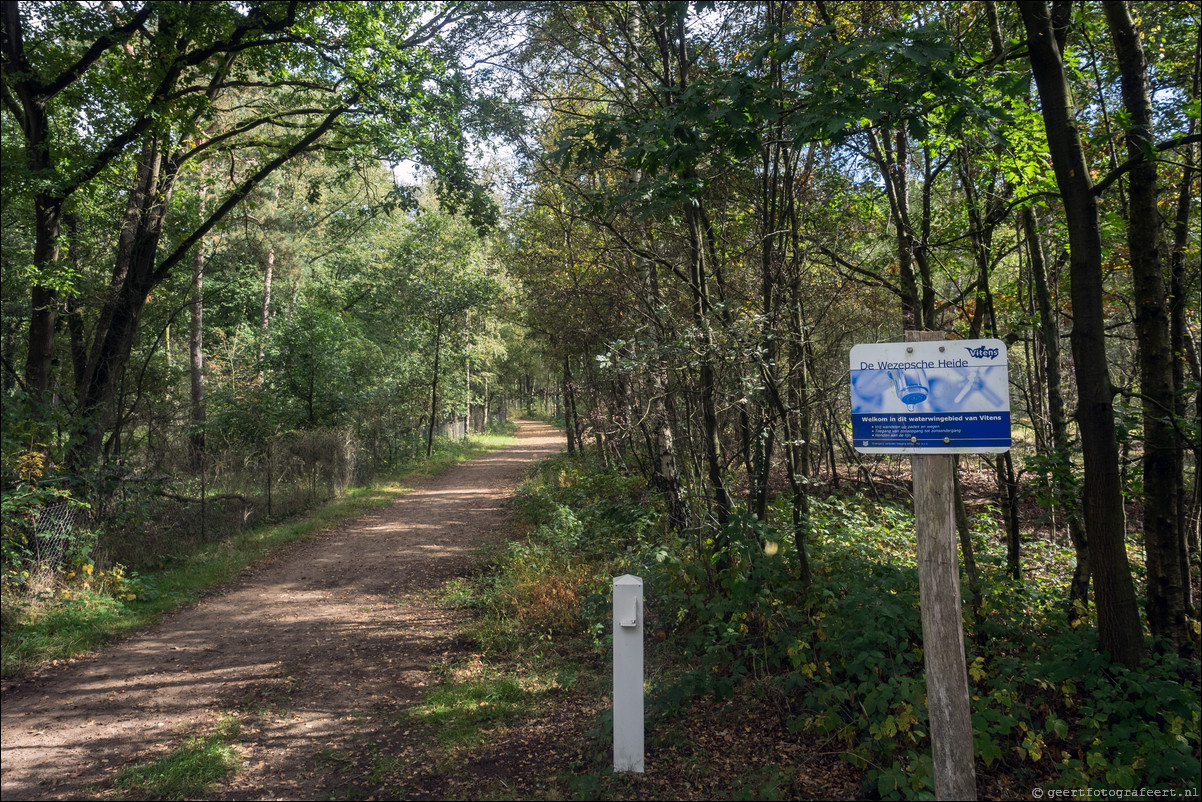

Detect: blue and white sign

[850,339,1010,454]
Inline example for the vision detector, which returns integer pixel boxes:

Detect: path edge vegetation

[402,439,1200,801]
[0,427,519,680]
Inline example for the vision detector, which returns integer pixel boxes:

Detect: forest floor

[0,420,564,801]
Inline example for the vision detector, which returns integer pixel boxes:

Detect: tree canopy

[2,2,1199,797]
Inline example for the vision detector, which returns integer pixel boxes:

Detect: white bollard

[613,574,644,773]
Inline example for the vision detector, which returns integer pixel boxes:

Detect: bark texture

[1020,1,1144,666]
[1102,0,1187,650]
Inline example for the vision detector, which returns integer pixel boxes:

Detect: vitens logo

[965,345,999,360]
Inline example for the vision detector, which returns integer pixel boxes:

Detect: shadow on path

[0,420,563,801]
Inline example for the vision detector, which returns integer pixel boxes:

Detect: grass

[403,655,569,749]
[397,450,1200,800]
[411,674,528,747]
[111,716,243,801]
[0,430,518,679]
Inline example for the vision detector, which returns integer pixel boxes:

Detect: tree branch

[1093,132,1202,196]
[41,5,153,100]
[152,98,355,284]
[814,244,904,298]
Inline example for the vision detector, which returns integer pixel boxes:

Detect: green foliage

[112,716,243,801]
[465,453,663,651]
[0,445,94,590]
[489,456,1200,799]
[1021,445,1082,522]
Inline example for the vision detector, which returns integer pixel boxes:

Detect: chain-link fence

[91,411,510,570]
[28,501,85,592]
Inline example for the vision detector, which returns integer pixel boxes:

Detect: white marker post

[613,574,644,773]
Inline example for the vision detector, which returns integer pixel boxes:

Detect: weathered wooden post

[907,329,976,800]
[850,331,1011,800]
[613,574,644,772]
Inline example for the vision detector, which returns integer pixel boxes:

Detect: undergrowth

[449,451,1200,800]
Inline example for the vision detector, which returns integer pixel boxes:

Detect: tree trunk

[1021,1,1143,667]
[73,139,180,469]
[5,1,62,400]
[570,356,584,453]
[999,453,1021,581]
[23,164,62,403]
[64,214,88,393]
[563,354,576,455]
[953,458,982,639]
[427,316,443,459]
[259,244,274,366]
[1024,206,1090,614]
[868,126,921,329]
[1103,0,1188,651]
[635,252,687,531]
[686,203,732,532]
[189,240,206,464]
[1168,139,1198,615]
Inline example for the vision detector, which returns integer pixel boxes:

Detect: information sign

[850,338,1010,454]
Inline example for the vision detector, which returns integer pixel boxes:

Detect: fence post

[613,574,644,772]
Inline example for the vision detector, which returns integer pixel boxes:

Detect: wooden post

[908,330,976,800]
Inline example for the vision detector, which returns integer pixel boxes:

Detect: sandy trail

[1,420,562,800]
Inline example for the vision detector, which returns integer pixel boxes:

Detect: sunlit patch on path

[0,421,562,801]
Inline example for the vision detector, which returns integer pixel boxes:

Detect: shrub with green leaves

[506,459,1199,799]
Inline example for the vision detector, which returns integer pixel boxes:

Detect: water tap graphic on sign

[849,339,1011,454]
[853,350,1008,415]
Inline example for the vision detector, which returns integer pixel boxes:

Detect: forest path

[1,420,562,801]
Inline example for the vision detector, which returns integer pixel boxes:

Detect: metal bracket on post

[613,574,644,773]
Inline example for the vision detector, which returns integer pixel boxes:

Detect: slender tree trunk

[667,13,730,537]
[1021,1,1143,666]
[764,287,814,589]
[427,316,443,459]
[637,255,686,531]
[1168,140,1198,615]
[953,458,982,640]
[563,353,576,455]
[868,126,921,329]
[999,453,1022,581]
[571,356,584,453]
[465,311,474,433]
[1024,206,1090,614]
[916,146,938,328]
[189,240,206,464]
[1103,0,1188,650]
[686,204,732,532]
[259,244,274,367]
[64,214,87,393]
[958,144,1013,587]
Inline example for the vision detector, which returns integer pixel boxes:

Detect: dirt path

[1,420,562,801]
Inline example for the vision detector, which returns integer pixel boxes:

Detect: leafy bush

[466,453,665,650]
[502,457,1200,799]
